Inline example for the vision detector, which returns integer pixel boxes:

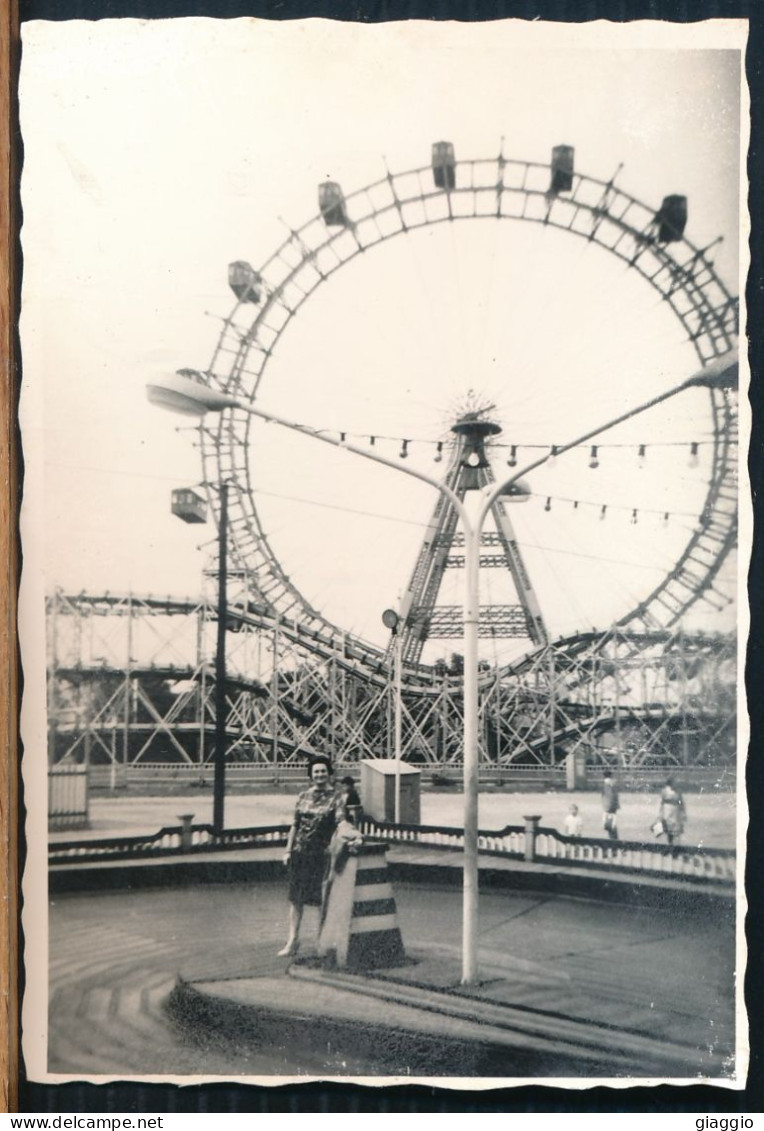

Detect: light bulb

[600,505,607,521]
[638,444,646,469]
[434,442,443,463]
[548,445,558,467]
[631,509,638,525]
[544,497,552,512]
[507,445,517,468]
[689,442,699,469]
[589,445,599,470]
[400,440,409,459]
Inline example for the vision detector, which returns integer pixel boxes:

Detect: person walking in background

[279,756,346,957]
[658,777,686,846]
[340,775,363,826]
[564,803,583,837]
[601,771,620,840]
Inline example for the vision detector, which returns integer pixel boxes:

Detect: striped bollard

[318,842,406,971]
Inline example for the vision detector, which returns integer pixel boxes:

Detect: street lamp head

[146,370,242,417]
[382,608,400,632]
[682,348,739,392]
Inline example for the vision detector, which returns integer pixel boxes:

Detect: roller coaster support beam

[146,347,738,986]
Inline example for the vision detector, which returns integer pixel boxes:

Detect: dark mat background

[12,0,762,1112]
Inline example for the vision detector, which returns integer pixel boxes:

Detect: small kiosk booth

[360,759,421,825]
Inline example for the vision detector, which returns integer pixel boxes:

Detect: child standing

[564,803,583,837]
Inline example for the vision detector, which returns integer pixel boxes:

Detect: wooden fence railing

[49,823,289,864]
[359,818,735,885]
[49,817,735,886]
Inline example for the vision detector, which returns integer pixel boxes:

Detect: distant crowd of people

[560,773,686,845]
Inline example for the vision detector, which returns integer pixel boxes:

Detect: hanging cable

[263,420,721,456]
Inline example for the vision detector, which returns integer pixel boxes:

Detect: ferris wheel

[184,143,738,670]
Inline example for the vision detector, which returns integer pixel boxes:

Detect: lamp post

[147,347,737,981]
[382,608,403,823]
[212,479,228,835]
[148,373,231,832]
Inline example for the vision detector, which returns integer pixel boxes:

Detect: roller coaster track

[48,591,736,769]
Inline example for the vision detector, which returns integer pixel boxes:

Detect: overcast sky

[19,18,746,662]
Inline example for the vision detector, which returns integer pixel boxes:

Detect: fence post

[178,813,195,852]
[523,815,542,862]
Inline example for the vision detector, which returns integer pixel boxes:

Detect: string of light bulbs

[313,428,718,466]
[531,491,700,525]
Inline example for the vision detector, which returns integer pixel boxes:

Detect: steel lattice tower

[397,412,550,666]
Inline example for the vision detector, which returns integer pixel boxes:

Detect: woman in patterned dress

[278,756,346,956]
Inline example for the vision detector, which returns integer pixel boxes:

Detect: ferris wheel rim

[197,151,738,665]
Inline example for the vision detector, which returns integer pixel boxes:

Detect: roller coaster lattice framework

[47,146,739,775]
[47,589,735,773]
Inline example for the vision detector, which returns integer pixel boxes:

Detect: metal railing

[49,816,735,886]
[49,823,289,865]
[83,761,735,791]
[532,827,736,883]
[360,818,735,885]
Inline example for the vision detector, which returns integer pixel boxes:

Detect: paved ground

[67,786,737,847]
[48,876,736,1079]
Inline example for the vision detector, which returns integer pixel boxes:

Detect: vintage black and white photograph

[18,16,748,1085]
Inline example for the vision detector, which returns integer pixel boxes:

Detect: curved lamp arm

[147,371,474,538]
[476,348,739,531]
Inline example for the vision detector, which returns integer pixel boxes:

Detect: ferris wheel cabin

[654,195,688,243]
[228,261,262,304]
[432,141,456,190]
[319,182,350,227]
[550,145,575,194]
[171,487,207,525]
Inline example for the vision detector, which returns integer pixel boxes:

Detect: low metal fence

[49,815,735,887]
[533,826,736,883]
[49,823,289,865]
[360,818,735,885]
[84,761,734,791]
